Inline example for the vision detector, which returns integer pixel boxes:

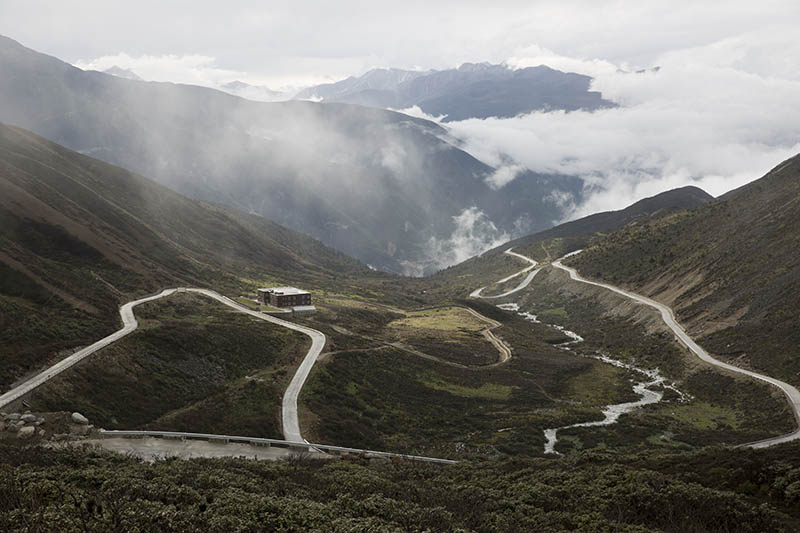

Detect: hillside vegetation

[29,293,307,437]
[1,442,800,531]
[568,155,800,388]
[0,123,369,389]
[426,186,712,299]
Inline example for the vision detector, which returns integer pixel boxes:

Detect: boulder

[17,426,35,439]
[6,423,18,434]
[21,414,37,423]
[5,413,20,422]
[71,412,89,425]
[69,424,90,436]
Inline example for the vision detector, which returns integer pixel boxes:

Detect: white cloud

[423,207,510,271]
[445,30,800,220]
[73,53,324,94]
[74,53,237,85]
[486,164,525,190]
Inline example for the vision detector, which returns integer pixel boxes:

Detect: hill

[567,155,800,389]
[296,62,616,121]
[0,35,581,275]
[0,122,368,389]
[428,186,713,297]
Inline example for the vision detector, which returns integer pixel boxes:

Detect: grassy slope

[0,123,386,389]
[29,293,307,438]
[568,155,800,388]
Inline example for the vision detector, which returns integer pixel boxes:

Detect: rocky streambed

[497,303,686,454]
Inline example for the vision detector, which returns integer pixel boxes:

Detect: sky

[2,0,799,218]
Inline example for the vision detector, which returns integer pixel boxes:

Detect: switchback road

[0,288,326,443]
[470,248,541,299]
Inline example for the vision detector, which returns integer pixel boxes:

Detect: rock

[21,414,37,423]
[17,426,35,439]
[69,424,89,436]
[6,424,18,434]
[35,418,45,426]
[71,412,89,425]
[5,413,20,422]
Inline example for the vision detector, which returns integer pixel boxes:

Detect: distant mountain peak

[296,60,616,120]
[102,65,143,81]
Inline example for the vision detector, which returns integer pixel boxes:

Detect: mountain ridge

[296,62,616,121]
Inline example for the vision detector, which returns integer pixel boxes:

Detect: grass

[28,293,308,438]
[666,401,742,430]
[389,306,487,332]
[420,376,515,400]
[540,306,568,318]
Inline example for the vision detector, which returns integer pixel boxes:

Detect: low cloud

[444,30,800,220]
[423,207,510,272]
[486,164,525,190]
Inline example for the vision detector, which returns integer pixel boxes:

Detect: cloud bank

[441,31,800,220]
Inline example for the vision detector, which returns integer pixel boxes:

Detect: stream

[496,302,685,454]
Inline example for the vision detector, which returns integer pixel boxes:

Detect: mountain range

[295,62,616,121]
[0,35,582,275]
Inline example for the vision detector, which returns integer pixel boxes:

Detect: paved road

[463,307,512,365]
[0,289,177,409]
[553,251,800,448]
[83,436,301,462]
[470,248,540,299]
[184,289,326,443]
[0,287,326,444]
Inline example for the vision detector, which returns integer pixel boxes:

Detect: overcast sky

[2,1,797,88]
[2,0,799,218]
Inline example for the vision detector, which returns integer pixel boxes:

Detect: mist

[436,30,800,220]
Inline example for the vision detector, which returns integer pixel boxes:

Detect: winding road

[0,287,326,443]
[469,248,541,299]
[0,288,178,410]
[553,251,800,448]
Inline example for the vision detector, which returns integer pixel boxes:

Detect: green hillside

[568,155,800,388]
[0,123,367,389]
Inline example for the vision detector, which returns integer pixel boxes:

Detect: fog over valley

[3,1,798,273]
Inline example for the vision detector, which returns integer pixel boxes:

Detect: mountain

[567,155,800,389]
[102,65,143,81]
[0,35,581,275]
[496,185,713,254]
[220,80,287,102]
[296,62,616,121]
[429,185,713,295]
[0,122,369,389]
[295,68,430,102]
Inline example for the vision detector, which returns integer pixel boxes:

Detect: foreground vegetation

[1,441,799,531]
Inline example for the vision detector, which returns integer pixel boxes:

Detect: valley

[1,12,799,528]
